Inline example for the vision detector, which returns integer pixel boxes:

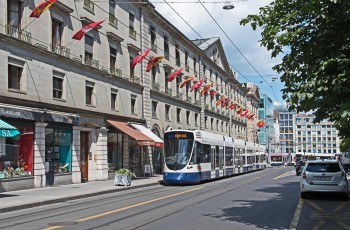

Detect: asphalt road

[0,167,349,230]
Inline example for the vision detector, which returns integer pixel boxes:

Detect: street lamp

[223,2,235,10]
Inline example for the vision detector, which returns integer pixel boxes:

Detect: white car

[300,159,349,199]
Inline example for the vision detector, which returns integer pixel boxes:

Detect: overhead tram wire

[162,0,249,82]
[197,0,281,103]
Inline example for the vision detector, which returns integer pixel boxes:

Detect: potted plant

[114,168,135,186]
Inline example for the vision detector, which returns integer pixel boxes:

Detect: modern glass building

[258,94,275,153]
[276,108,296,154]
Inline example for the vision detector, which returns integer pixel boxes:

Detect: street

[0,167,349,230]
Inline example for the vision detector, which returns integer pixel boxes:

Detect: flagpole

[22,19,37,31]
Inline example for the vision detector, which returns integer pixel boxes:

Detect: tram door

[219,146,224,176]
[211,146,216,178]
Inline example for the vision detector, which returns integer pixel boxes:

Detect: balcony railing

[84,0,94,13]
[185,96,192,103]
[175,92,183,100]
[5,24,32,44]
[152,82,160,92]
[165,88,172,96]
[110,67,122,78]
[109,14,118,28]
[51,43,70,58]
[129,28,136,40]
[85,56,99,69]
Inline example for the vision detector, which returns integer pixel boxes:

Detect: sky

[149,0,285,106]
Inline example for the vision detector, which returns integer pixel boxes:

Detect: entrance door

[80,131,89,182]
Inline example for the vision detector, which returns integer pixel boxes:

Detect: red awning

[107,120,154,146]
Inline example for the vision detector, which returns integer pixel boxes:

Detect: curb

[0,181,162,213]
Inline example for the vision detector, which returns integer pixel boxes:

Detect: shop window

[108,132,123,171]
[0,121,34,179]
[45,126,72,174]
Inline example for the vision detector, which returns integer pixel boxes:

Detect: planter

[114,174,131,186]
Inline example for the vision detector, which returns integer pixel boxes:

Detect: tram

[163,129,266,184]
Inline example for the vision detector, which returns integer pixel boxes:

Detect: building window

[152,67,156,83]
[131,94,137,114]
[85,34,98,68]
[129,55,135,77]
[85,81,94,105]
[177,108,181,123]
[185,51,189,71]
[152,101,158,118]
[151,26,157,52]
[186,111,190,125]
[111,89,118,110]
[129,12,136,39]
[211,118,214,130]
[205,116,208,128]
[195,113,199,126]
[8,64,22,90]
[164,35,169,60]
[110,46,117,70]
[175,44,180,66]
[52,18,62,50]
[217,120,219,131]
[165,104,170,121]
[53,71,65,99]
[193,57,197,75]
[7,0,22,28]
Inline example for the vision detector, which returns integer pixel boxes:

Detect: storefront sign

[0,107,40,120]
[0,129,20,137]
[46,113,79,125]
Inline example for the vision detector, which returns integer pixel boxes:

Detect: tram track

[83,169,278,230]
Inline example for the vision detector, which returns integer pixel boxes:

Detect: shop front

[107,120,154,177]
[131,124,164,175]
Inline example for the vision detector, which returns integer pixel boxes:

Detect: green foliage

[115,168,135,177]
[340,137,350,152]
[240,0,350,138]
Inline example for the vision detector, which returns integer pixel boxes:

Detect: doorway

[80,131,89,182]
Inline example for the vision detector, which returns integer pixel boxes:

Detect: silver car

[300,159,349,199]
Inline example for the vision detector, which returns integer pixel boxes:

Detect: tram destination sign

[165,131,193,140]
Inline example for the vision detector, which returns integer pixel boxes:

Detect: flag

[228,103,236,109]
[180,76,194,88]
[190,79,203,92]
[200,84,212,96]
[221,98,231,108]
[240,109,249,117]
[247,113,255,120]
[72,20,105,40]
[146,56,163,72]
[236,107,243,114]
[30,0,57,18]
[167,68,183,82]
[209,90,217,98]
[131,48,151,68]
[216,96,226,107]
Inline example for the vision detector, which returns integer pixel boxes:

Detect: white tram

[163,129,266,184]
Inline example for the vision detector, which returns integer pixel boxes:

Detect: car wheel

[342,193,349,201]
[301,192,307,199]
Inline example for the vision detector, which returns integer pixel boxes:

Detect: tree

[240,0,350,137]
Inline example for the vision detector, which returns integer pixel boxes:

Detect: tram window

[202,144,211,163]
[191,141,202,164]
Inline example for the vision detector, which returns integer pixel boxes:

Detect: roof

[191,38,219,50]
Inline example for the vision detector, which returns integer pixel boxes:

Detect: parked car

[295,160,305,176]
[300,159,349,199]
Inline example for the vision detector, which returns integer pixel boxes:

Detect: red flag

[216,96,226,107]
[180,76,194,88]
[236,107,243,114]
[131,48,151,68]
[228,103,236,109]
[209,90,217,98]
[72,20,105,40]
[30,0,57,18]
[222,98,231,108]
[167,68,183,82]
[146,56,163,72]
[247,113,255,120]
[200,84,212,96]
[190,79,203,92]
[240,109,249,117]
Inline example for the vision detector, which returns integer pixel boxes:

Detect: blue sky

[150,0,285,106]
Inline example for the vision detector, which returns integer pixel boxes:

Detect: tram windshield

[164,132,194,170]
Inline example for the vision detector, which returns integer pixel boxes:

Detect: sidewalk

[0,175,163,213]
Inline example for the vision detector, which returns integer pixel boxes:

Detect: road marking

[78,186,204,222]
[273,170,293,180]
[43,226,62,230]
[290,198,304,230]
